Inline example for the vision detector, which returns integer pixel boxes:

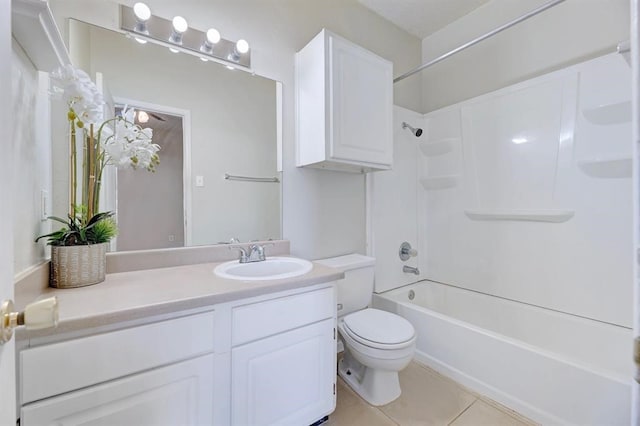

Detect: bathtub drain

[408,290,415,300]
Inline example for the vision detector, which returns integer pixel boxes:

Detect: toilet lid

[343,308,415,346]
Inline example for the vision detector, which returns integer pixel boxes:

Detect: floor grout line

[332,360,536,426]
[374,407,401,426]
[446,398,478,425]
[410,359,537,425]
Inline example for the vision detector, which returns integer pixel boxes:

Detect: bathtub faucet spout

[403,265,420,275]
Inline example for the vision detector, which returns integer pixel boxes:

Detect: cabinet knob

[1,297,59,344]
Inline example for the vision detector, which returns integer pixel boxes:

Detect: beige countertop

[15,247,344,341]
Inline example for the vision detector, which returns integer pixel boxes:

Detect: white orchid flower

[51,64,105,125]
[98,107,160,171]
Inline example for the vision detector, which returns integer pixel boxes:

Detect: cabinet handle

[1,297,59,344]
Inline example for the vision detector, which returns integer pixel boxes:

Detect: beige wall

[420,0,630,112]
[50,0,423,260]
[12,41,51,275]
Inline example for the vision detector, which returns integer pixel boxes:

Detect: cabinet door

[329,33,393,168]
[232,319,336,426]
[21,354,214,426]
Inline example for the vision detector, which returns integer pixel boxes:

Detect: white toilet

[316,254,416,406]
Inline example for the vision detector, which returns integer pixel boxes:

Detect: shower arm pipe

[393,0,566,84]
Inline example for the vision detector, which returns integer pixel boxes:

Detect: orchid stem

[69,118,77,219]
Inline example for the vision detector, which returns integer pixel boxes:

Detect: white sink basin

[214,257,313,281]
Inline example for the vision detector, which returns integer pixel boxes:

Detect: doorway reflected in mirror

[114,105,185,251]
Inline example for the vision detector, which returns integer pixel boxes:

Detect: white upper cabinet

[296,29,393,173]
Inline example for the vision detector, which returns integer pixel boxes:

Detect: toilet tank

[315,254,375,316]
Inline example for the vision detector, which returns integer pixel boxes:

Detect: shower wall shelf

[421,175,459,190]
[576,156,632,178]
[582,101,631,125]
[419,138,458,156]
[464,209,575,223]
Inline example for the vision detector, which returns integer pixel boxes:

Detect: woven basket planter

[50,243,108,288]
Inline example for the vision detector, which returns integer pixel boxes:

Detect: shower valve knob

[399,242,418,261]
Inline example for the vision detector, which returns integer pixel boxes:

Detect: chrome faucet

[403,265,420,275]
[247,244,267,262]
[229,245,249,263]
[230,243,273,263]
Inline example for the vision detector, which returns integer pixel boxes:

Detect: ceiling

[357,0,491,39]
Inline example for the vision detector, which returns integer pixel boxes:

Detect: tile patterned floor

[327,361,536,426]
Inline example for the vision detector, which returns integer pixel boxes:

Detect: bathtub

[372,281,632,425]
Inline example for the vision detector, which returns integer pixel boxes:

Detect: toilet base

[338,351,401,406]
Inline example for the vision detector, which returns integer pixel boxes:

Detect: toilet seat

[342,308,415,350]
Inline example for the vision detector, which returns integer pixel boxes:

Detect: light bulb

[226,65,235,70]
[169,47,180,53]
[134,37,147,44]
[137,111,149,123]
[206,29,221,44]
[172,16,188,33]
[133,2,151,21]
[236,39,249,54]
[200,57,209,62]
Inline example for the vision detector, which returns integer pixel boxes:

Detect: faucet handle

[251,243,274,251]
[399,242,418,261]
[248,243,274,261]
[229,245,248,263]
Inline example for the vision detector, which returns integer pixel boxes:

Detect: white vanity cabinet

[230,286,336,426]
[19,312,217,426]
[21,355,215,425]
[296,29,393,173]
[17,283,337,426]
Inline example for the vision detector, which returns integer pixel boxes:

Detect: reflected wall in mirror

[52,19,282,251]
[115,107,185,251]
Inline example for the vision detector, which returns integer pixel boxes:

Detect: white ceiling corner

[357,0,491,39]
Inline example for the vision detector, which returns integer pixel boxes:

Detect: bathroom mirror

[52,20,281,251]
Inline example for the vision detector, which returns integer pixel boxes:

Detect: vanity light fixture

[132,2,151,43]
[169,16,188,44]
[133,2,151,33]
[137,110,150,123]
[120,5,251,69]
[229,39,249,61]
[200,28,221,54]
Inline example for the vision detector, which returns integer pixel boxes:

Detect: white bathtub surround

[367,106,423,293]
[419,52,632,328]
[374,281,632,425]
[364,48,634,426]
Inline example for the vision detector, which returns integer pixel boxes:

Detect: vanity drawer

[232,286,334,346]
[21,311,215,404]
